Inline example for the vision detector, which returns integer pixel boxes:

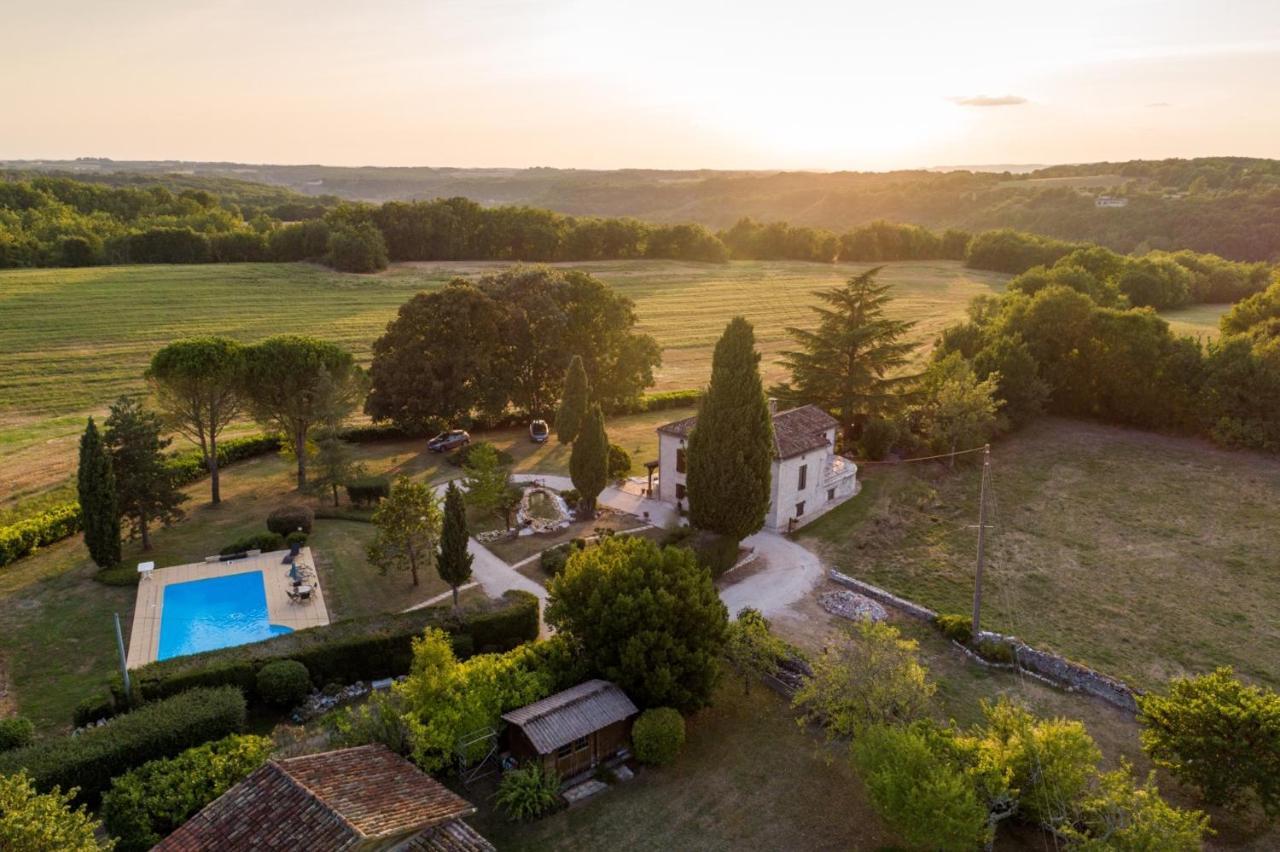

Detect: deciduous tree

[723,608,788,694]
[462,443,513,525]
[146,337,244,504]
[546,536,728,711]
[774,269,918,443]
[367,477,441,588]
[77,417,120,568]
[105,397,186,551]
[685,317,773,542]
[0,771,109,852]
[1138,667,1280,818]
[436,482,474,608]
[911,352,1003,462]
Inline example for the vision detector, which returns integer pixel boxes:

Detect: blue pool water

[158,570,292,661]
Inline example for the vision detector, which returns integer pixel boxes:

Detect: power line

[853,445,989,465]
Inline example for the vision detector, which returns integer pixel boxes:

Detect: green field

[801,417,1280,693]
[0,259,1008,506]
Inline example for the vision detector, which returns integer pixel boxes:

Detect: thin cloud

[1146,101,1172,108]
[950,94,1028,107]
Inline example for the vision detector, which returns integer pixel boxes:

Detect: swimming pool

[157,570,292,661]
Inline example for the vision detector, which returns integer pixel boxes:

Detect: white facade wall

[658,424,858,532]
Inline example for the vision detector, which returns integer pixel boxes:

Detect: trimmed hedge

[165,435,283,487]
[117,591,540,706]
[219,532,285,556]
[0,686,246,806]
[631,388,701,414]
[0,503,82,568]
[345,476,391,507]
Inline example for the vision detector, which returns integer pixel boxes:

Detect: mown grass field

[0,259,1007,505]
[801,417,1280,693]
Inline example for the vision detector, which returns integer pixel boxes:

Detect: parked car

[529,419,549,443]
[427,429,470,453]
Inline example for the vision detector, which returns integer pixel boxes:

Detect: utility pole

[971,444,991,638]
[114,612,131,702]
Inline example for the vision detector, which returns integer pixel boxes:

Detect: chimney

[767,398,778,417]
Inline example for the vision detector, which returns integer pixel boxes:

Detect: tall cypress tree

[570,403,609,516]
[555,355,590,444]
[436,481,474,608]
[77,417,120,568]
[686,317,774,542]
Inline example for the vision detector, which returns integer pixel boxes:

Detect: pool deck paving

[125,547,330,669]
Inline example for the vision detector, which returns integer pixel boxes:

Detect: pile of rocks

[290,677,399,724]
[819,589,888,623]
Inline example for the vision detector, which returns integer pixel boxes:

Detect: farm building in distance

[1095,195,1129,208]
[503,680,639,778]
[655,402,859,532]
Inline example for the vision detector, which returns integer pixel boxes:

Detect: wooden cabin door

[555,735,593,777]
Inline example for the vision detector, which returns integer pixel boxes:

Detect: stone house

[656,403,859,532]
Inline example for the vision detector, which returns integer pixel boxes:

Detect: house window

[573,736,589,753]
[796,501,805,517]
[827,488,835,502]
[676,447,687,474]
[797,463,807,491]
[556,743,572,758]
[675,483,686,501]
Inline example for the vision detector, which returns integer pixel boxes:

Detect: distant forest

[7,155,1280,261]
[0,167,1275,313]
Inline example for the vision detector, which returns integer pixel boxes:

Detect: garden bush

[100,734,272,852]
[632,707,685,766]
[494,764,561,822]
[607,444,632,479]
[218,532,285,556]
[118,591,540,705]
[859,417,899,460]
[976,637,1016,664]
[687,529,739,578]
[934,614,973,645]
[255,660,312,707]
[447,440,513,468]
[345,476,391,507]
[285,530,309,547]
[165,435,282,487]
[266,504,314,536]
[558,488,580,506]
[0,687,246,806]
[0,718,34,752]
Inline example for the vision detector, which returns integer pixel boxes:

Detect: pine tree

[569,403,609,516]
[104,397,186,551]
[77,417,120,568]
[436,481,474,608]
[686,317,774,542]
[555,355,590,443]
[773,268,918,444]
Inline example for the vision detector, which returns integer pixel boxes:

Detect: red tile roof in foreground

[155,744,483,851]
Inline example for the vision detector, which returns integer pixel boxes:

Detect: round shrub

[632,707,685,766]
[73,693,118,728]
[285,530,309,547]
[607,444,632,480]
[540,546,569,577]
[266,504,314,536]
[559,488,580,506]
[255,660,312,707]
[0,717,35,752]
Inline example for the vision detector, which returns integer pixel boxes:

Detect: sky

[4,0,1280,171]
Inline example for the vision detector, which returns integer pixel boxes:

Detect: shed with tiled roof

[502,679,638,779]
[154,744,493,851]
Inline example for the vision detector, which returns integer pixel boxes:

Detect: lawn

[0,258,1005,505]
[800,417,1280,692]
[468,676,899,852]
[0,407,686,732]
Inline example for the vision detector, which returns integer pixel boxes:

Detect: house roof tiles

[658,404,838,460]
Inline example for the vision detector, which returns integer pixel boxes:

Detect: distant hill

[6,157,1280,260]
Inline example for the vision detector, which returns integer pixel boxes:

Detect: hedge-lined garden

[0,687,246,807]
